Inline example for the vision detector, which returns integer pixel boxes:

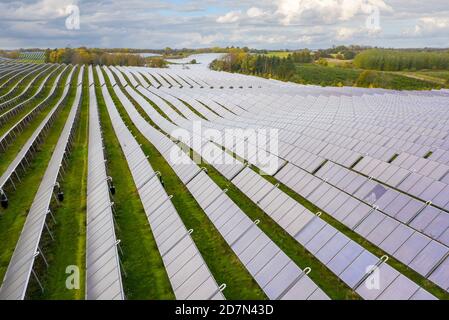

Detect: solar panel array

[115,66,439,300]
[0,64,50,106]
[0,64,61,152]
[18,51,45,62]
[121,64,449,298]
[0,64,39,95]
[99,72,224,299]
[0,56,448,300]
[0,65,69,191]
[0,65,81,299]
[104,66,330,300]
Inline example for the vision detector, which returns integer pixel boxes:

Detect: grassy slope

[265,51,291,58]
[103,70,266,300]
[381,72,439,90]
[414,70,449,83]
[94,68,175,300]
[325,58,354,67]
[295,63,443,89]
[294,63,361,86]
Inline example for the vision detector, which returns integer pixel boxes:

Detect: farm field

[265,51,292,58]
[413,70,449,84]
[0,55,449,302]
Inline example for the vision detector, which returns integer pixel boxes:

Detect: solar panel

[85,66,124,300]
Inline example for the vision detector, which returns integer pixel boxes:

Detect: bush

[316,58,329,66]
[146,57,167,68]
[355,70,436,90]
[342,50,356,60]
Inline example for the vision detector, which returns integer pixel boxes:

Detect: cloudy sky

[0,0,448,49]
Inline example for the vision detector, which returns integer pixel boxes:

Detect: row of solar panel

[85,66,124,300]
[105,68,329,300]
[165,84,449,293]
[99,68,224,300]
[132,76,438,300]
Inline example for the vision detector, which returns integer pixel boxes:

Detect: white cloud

[298,35,312,44]
[0,0,78,20]
[0,0,447,49]
[276,0,392,25]
[335,25,382,40]
[247,7,266,18]
[216,11,241,23]
[336,27,357,40]
[403,17,449,36]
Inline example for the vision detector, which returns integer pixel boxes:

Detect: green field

[287,63,441,90]
[292,63,361,86]
[413,70,449,83]
[265,51,291,58]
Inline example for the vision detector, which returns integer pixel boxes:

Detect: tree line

[211,51,295,80]
[210,49,316,80]
[209,49,331,80]
[354,49,449,71]
[0,50,20,59]
[45,47,147,66]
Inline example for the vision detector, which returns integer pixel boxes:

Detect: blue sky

[0,0,448,49]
